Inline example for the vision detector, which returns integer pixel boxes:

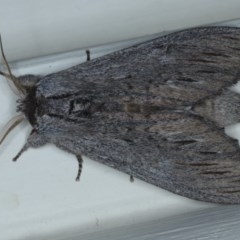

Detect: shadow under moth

[1,26,240,204]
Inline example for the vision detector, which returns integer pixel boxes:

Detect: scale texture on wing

[36,27,240,203]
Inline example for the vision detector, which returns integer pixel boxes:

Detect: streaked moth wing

[36,26,240,203]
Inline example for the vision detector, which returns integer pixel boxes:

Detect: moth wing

[38,26,240,99]
[41,111,240,204]
[36,26,240,203]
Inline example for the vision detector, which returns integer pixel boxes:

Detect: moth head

[0,35,39,144]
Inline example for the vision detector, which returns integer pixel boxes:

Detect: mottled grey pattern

[13,26,240,203]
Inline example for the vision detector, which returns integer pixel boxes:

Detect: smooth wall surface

[0,0,240,61]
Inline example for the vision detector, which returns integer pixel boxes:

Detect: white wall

[0,0,240,61]
[0,1,240,240]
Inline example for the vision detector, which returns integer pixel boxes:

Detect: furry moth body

[1,26,240,204]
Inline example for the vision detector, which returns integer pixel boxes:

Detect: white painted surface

[0,1,240,240]
[67,206,240,240]
[0,0,240,61]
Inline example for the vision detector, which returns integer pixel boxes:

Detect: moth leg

[12,143,29,161]
[75,155,83,181]
[13,130,47,161]
[130,175,134,182]
[86,49,91,62]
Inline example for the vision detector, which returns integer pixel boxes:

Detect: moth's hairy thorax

[18,87,105,126]
[17,87,38,126]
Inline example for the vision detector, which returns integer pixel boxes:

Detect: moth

[1,26,240,204]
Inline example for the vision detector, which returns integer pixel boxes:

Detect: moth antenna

[0,71,16,83]
[0,70,24,97]
[0,70,10,78]
[0,35,14,79]
[0,35,25,97]
[0,114,24,144]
